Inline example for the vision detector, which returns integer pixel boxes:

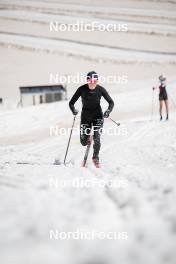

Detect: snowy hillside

[0,86,176,264]
[0,0,176,263]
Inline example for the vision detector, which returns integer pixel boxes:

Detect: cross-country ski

[82,135,93,167]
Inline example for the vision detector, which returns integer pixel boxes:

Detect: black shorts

[159,94,168,101]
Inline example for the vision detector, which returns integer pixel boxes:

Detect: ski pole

[168,93,176,109]
[151,88,154,121]
[64,115,76,165]
[109,117,120,126]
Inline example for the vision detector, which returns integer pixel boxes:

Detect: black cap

[159,75,166,82]
[87,71,98,80]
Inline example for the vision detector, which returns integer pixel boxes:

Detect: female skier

[153,75,169,121]
[69,71,114,167]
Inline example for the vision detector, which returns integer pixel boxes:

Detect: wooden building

[19,84,67,106]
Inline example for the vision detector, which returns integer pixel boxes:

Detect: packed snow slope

[0,83,176,264]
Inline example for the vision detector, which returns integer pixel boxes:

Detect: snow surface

[0,0,176,263]
[0,33,176,64]
[0,10,176,35]
[1,0,176,19]
[0,82,176,264]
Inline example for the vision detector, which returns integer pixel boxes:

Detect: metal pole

[151,89,154,121]
[168,93,176,109]
[109,117,120,126]
[64,115,76,165]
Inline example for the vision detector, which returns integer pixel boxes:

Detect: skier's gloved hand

[103,109,111,118]
[72,108,79,116]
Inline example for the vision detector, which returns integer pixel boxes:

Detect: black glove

[103,109,110,118]
[72,108,79,116]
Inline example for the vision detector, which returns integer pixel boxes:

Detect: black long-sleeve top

[69,84,114,121]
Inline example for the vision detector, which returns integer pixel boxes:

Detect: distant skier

[69,71,114,167]
[153,75,169,121]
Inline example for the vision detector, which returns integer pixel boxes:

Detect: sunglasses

[87,79,98,84]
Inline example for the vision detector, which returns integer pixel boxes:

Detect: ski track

[1,110,176,263]
[0,1,176,21]
[1,33,176,64]
[0,10,176,36]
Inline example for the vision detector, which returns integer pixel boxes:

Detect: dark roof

[19,85,66,94]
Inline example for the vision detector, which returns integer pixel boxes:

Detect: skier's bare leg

[164,100,169,120]
[159,100,163,120]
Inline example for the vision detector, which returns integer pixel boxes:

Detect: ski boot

[92,156,101,168]
[166,114,169,121]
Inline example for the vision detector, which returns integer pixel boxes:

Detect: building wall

[20,91,66,106]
